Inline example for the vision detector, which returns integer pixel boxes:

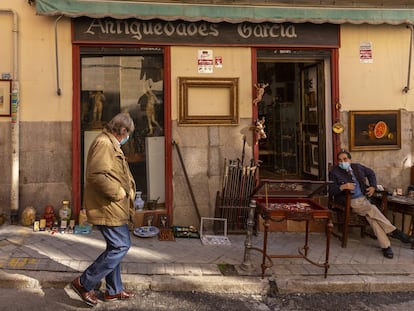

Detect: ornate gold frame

[178,77,239,125]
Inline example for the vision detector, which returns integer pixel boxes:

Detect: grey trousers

[351,196,396,249]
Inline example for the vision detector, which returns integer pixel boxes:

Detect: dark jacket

[328,163,377,204]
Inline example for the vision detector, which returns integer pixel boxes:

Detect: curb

[275,274,414,294]
[0,270,269,295]
[4,269,414,295]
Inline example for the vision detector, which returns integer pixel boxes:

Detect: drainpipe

[403,25,413,93]
[54,15,63,96]
[1,9,20,224]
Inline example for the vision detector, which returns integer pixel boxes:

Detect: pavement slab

[1,224,414,294]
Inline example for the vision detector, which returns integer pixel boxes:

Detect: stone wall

[339,109,414,192]
[171,118,254,226]
[0,121,72,219]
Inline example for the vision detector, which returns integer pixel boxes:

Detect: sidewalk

[1,224,414,294]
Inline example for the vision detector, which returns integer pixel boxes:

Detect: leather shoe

[71,277,98,307]
[104,290,135,302]
[391,229,414,244]
[382,247,394,259]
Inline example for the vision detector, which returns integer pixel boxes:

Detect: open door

[300,62,326,180]
[256,50,329,180]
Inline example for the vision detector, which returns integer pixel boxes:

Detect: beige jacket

[83,129,136,226]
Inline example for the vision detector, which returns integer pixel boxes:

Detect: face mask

[120,135,129,146]
[339,162,350,170]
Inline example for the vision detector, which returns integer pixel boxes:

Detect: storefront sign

[73,18,339,47]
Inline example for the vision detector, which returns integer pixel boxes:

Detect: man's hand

[340,183,355,192]
[366,186,376,197]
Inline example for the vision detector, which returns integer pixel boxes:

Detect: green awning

[36,0,414,25]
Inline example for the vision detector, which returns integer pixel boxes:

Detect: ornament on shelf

[134,191,145,210]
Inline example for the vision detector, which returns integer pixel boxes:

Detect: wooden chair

[329,190,387,248]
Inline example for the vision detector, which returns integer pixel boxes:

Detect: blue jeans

[80,224,131,295]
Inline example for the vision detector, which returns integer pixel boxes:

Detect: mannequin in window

[92,90,105,124]
[144,81,162,135]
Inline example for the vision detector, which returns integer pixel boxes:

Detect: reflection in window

[80,48,165,205]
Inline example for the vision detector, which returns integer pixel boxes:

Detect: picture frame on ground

[0,80,11,117]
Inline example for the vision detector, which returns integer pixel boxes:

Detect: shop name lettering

[84,19,297,40]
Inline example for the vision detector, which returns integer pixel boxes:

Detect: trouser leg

[80,224,131,293]
[351,197,396,248]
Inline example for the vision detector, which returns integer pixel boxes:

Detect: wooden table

[257,197,332,278]
[385,195,414,249]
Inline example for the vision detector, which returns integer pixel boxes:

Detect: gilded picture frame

[178,77,239,125]
[0,80,12,117]
[349,110,401,151]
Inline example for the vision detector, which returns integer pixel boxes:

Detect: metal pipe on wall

[403,24,413,93]
[54,15,63,96]
[0,8,19,224]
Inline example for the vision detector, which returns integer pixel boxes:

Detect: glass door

[300,62,326,179]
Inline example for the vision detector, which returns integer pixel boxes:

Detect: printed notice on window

[360,41,373,63]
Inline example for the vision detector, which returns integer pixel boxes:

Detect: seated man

[329,149,413,259]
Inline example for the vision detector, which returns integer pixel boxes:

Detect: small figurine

[252,83,269,106]
[255,117,267,144]
[143,80,162,135]
[42,205,56,229]
[91,90,105,124]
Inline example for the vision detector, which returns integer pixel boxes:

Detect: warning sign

[360,41,373,63]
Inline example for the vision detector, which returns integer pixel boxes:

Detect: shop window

[80,47,165,205]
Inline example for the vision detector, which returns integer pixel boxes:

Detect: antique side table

[251,179,332,278]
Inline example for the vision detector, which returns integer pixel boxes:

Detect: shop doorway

[256,49,330,180]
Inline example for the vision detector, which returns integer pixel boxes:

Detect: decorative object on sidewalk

[42,205,56,229]
[143,213,155,226]
[0,213,6,226]
[215,156,260,233]
[172,225,200,238]
[78,208,88,226]
[74,224,92,234]
[59,200,72,222]
[21,206,36,226]
[200,217,231,246]
[133,226,160,238]
[157,214,175,241]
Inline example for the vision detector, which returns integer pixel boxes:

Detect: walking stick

[172,140,201,224]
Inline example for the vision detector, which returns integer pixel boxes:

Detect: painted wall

[2,1,414,225]
[0,1,73,121]
[0,1,73,219]
[339,24,414,191]
[170,47,254,226]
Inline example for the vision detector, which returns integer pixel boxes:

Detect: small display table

[385,195,414,249]
[251,179,332,278]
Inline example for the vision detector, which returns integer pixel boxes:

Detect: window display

[80,47,165,205]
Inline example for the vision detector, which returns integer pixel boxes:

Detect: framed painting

[0,80,11,116]
[349,110,401,151]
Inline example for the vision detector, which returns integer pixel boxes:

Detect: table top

[256,197,331,220]
[387,195,414,206]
